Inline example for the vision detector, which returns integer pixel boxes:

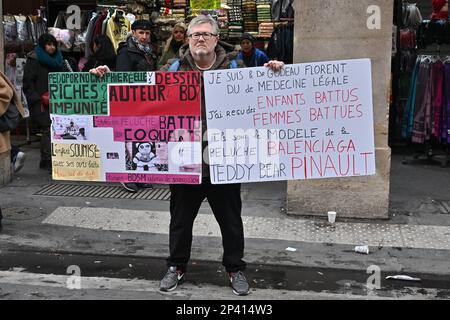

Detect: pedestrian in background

[116,19,157,72]
[23,34,71,172]
[82,35,117,72]
[157,22,187,69]
[237,33,269,68]
[0,70,27,231]
[115,19,157,192]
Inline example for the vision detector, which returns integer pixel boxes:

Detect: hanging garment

[271,0,294,21]
[15,15,29,42]
[106,10,131,52]
[3,15,17,42]
[431,60,444,139]
[400,28,416,50]
[403,3,423,29]
[411,60,432,144]
[443,62,450,143]
[93,11,108,39]
[266,24,293,64]
[102,11,110,35]
[84,12,99,58]
[402,59,419,139]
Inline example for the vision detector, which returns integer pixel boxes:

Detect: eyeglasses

[188,32,217,40]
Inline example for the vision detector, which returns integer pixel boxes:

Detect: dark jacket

[161,41,244,177]
[82,54,116,72]
[267,24,294,64]
[116,36,157,72]
[23,50,64,119]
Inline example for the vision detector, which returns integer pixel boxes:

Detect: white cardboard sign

[204,58,376,185]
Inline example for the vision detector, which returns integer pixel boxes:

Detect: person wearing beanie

[114,19,157,192]
[157,22,187,69]
[431,0,448,20]
[23,34,71,172]
[237,33,269,68]
[116,19,157,73]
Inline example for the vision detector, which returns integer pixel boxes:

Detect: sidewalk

[1,137,450,292]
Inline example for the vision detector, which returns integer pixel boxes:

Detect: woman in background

[158,22,187,69]
[83,35,117,72]
[23,34,70,171]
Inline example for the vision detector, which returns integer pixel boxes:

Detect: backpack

[168,58,238,71]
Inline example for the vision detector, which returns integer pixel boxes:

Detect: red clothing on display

[431,0,448,20]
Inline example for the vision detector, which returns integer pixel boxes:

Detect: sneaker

[159,266,185,292]
[229,271,250,296]
[13,151,26,173]
[120,182,139,193]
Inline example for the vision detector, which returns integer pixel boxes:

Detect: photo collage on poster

[49,71,202,184]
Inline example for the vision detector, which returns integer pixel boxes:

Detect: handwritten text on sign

[52,143,101,181]
[49,72,150,115]
[49,71,202,184]
[203,59,376,184]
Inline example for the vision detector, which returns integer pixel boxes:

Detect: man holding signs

[158,15,284,296]
[91,15,284,296]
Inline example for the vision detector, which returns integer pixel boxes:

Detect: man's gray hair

[187,15,219,36]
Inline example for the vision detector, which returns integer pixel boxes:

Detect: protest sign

[49,71,202,184]
[204,59,376,184]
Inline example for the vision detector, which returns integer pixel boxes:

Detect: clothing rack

[389,1,450,167]
[401,51,450,168]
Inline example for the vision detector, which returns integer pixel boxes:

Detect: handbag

[0,100,20,132]
[40,91,49,112]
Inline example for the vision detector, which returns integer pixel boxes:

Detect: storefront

[0,0,294,132]
[391,0,450,166]
[1,0,295,74]
[0,0,295,185]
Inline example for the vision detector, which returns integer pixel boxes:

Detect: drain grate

[437,201,450,214]
[34,184,171,200]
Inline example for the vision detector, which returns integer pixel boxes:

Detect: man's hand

[89,65,110,77]
[264,60,285,72]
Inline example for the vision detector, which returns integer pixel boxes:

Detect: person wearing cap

[116,19,157,72]
[236,33,269,68]
[431,0,449,20]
